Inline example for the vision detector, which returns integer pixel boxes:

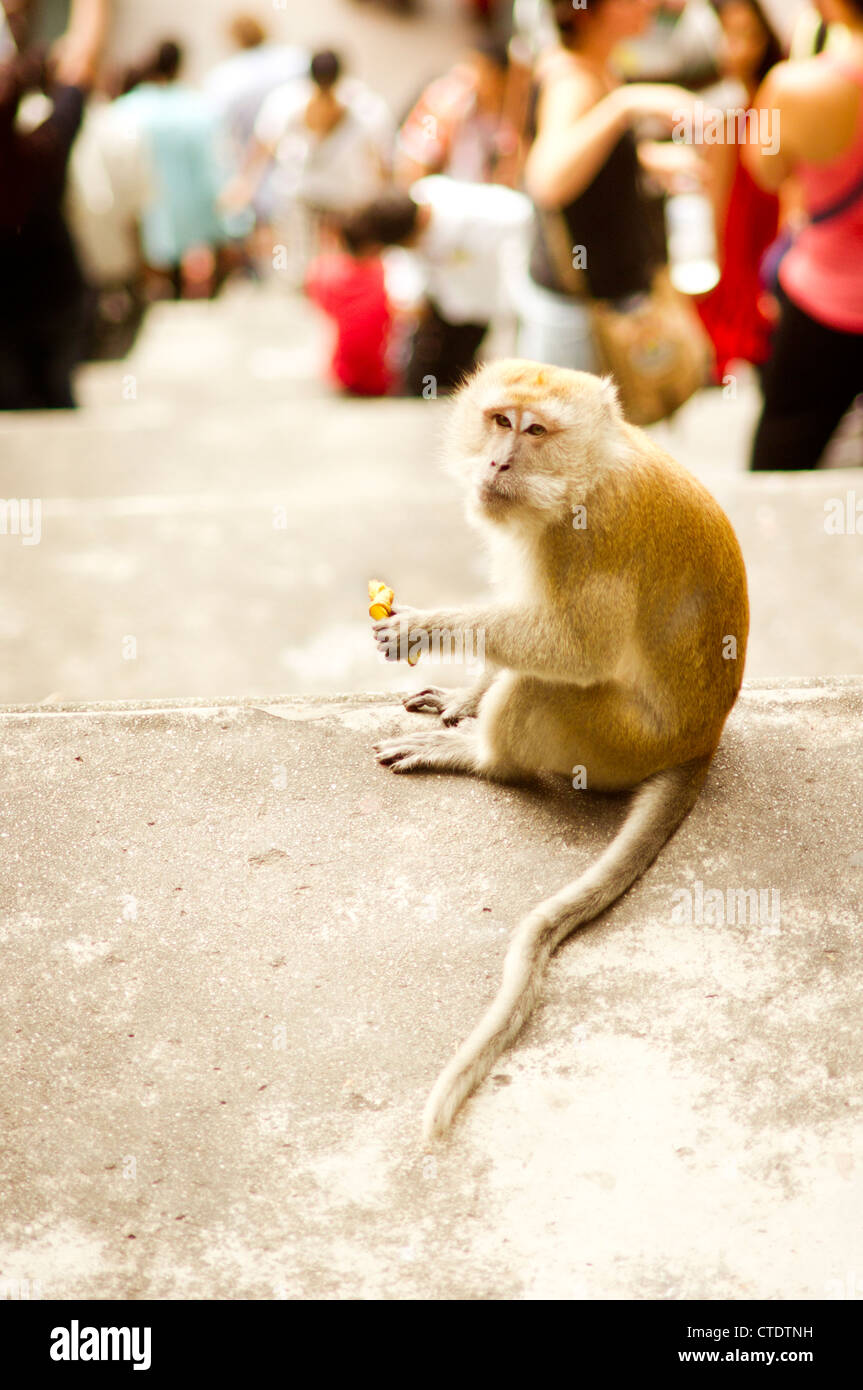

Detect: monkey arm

[374,605,615,684]
[448,665,498,717]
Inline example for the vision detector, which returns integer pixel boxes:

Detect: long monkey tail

[421,756,711,1143]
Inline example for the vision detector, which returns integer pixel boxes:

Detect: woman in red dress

[696,0,784,380]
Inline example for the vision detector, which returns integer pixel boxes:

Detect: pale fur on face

[443,359,628,531]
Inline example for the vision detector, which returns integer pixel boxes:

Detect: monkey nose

[490,461,510,472]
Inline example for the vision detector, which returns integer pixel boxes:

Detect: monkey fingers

[372,620,403,661]
[373,613,422,664]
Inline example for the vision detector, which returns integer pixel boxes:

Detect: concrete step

[0,394,447,499]
[1,683,861,1299]
[6,283,767,472]
[0,287,767,479]
[3,437,862,702]
[3,295,860,702]
[74,287,335,411]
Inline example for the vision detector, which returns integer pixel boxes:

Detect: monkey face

[474,406,562,519]
[444,359,623,528]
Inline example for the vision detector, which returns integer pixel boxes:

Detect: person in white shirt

[344,179,533,394]
[229,50,393,224]
[410,174,533,330]
[221,49,394,279]
[204,13,308,167]
[66,96,153,289]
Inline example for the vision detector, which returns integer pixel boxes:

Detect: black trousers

[0,305,84,410]
[751,287,863,470]
[404,301,487,397]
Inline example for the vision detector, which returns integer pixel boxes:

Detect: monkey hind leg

[374,726,494,776]
[479,673,672,791]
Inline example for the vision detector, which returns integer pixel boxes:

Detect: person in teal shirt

[116,40,229,292]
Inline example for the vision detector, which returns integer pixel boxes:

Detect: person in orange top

[394,40,515,186]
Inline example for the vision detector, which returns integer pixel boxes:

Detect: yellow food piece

[368,580,394,620]
[367,578,419,663]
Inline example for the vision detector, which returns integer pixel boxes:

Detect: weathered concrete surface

[1,682,861,1300]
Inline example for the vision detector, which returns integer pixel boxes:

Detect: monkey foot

[402,688,474,725]
[402,688,449,715]
[373,728,478,774]
[441,703,473,727]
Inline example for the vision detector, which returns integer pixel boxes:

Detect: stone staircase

[2,283,861,1303]
[2,283,862,705]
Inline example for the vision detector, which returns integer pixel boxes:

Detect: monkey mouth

[477,481,515,511]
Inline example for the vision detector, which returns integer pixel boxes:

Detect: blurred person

[305,193,417,396]
[2,0,67,51]
[518,0,694,370]
[324,178,532,396]
[225,49,393,273]
[394,40,520,184]
[204,13,307,166]
[791,0,853,54]
[694,0,783,379]
[0,0,109,409]
[614,0,722,87]
[239,49,392,214]
[1,0,28,54]
[460,0,508,21]
[744,0,863,468]
[1,3,18,59]
[349,0,419,11]
[513,0,560,57]
[399,176,533,394]
[65,81,154,356]
[114,40,229,299]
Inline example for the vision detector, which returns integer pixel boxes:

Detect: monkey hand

[372,607,426,665]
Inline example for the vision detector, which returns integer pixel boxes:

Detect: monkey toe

[374,737,418,766]
[387,752,428,773]
[402,688,448,714]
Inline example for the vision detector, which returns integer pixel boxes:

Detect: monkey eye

[493,413,512,429]
[525,423,547,437]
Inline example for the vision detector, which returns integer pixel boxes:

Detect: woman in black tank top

[515,0,694,365]
[530,123,663,301]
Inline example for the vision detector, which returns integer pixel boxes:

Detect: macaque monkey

[372,360,749,1142]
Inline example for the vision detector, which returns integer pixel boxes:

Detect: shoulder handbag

[540,208,714,428]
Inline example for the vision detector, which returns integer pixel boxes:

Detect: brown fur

[372,360,749,1140]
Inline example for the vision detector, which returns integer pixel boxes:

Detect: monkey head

[443,359,625,529]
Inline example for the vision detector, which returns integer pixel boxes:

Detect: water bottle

[665,189,720,296]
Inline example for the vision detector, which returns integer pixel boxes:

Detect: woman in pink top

[744,0,863,469]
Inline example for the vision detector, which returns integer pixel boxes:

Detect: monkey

[371,359,749,1143]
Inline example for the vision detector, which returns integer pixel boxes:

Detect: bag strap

[538,208,588,296]
[810,161,863,224]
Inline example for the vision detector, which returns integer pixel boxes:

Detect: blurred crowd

[1,0,862,469]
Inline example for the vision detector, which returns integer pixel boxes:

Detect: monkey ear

[598,375,623,418]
